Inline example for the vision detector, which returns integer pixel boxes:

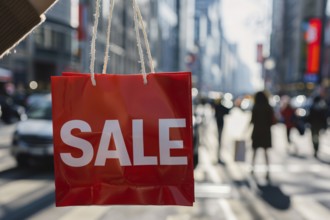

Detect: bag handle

[102,0,116,74]
[134,0,155,76]
[90,0,155,86]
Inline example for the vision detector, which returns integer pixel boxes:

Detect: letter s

[60,120,93,167]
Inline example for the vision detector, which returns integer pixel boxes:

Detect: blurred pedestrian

[326,91,330,128]
[213,96,230,164]
[306,95,328,158]
[0,82,15,123]
[280,95,298,153]
[0,0,58,58]
[250,91,275,180]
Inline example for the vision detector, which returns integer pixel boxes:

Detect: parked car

[10,93,53,167]
[26,92,51,107]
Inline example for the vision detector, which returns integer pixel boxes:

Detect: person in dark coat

[213,97,230,164]
[280,95,298,153]
[250,91,275,180]
[306,95,328,158]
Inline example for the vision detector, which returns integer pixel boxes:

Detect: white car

[11,94,53,167]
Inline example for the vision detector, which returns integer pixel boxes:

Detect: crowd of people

[194,89,330,181]
[276,91,329,158]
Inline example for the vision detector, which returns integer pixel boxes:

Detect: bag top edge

[56,71,192,77]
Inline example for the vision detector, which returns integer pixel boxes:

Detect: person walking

[306,95,328,158]
[213,96,230,164]
[250,91,275,180]
[280,95,297,153]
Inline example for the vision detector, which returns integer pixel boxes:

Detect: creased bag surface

[51,72,194,206]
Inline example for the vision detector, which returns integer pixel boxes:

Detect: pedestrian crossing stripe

[58,206,111,220]
[0,179,51,204]
[243,164,329,174]
[0,148,9,159]
[0,159,16,173]
[195,183,231,198]
[293,197,330,220]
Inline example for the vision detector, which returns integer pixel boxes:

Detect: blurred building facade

[150,0,180,72]
[0,0,79,90]
[322,0,330,89]
[79,0,150,74]
[0,0,183,91]
[191,0,246,96]
[0,0,248,97]
[270,0,328,95]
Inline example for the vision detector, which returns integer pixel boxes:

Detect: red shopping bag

[51,72,194,206]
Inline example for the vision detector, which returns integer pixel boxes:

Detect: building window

[44,27,52,49]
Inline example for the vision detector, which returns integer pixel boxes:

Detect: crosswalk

[0,177,234,220]
[0,112,238,220]
[0,179,51,204]
[0,170,54,220]
[0,151,236,220]
[4,111,217,220]
[222,107,330,220]
[62,207,115,220]
[0,107,330,220]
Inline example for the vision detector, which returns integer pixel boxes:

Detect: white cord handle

[90,0,101,86]
[102,0,115,74]
[90,0,155,86]
[132,0,147,84]
[135,1,155,73]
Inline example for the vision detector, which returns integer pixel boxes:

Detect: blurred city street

[1,0,330,219]
[0,104,330,220]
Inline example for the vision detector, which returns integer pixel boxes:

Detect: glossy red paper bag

[51,72,194,206]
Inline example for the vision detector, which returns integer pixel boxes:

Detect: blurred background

[0,0,330,219]
[1,0,330,96]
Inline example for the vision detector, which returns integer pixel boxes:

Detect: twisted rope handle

[90,0,101,86]
[135,1,155,74]
[102,0,116,74]
[90,0,155,86]
[132,0,147,84]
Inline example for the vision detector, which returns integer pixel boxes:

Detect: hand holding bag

[51,0,194,206]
